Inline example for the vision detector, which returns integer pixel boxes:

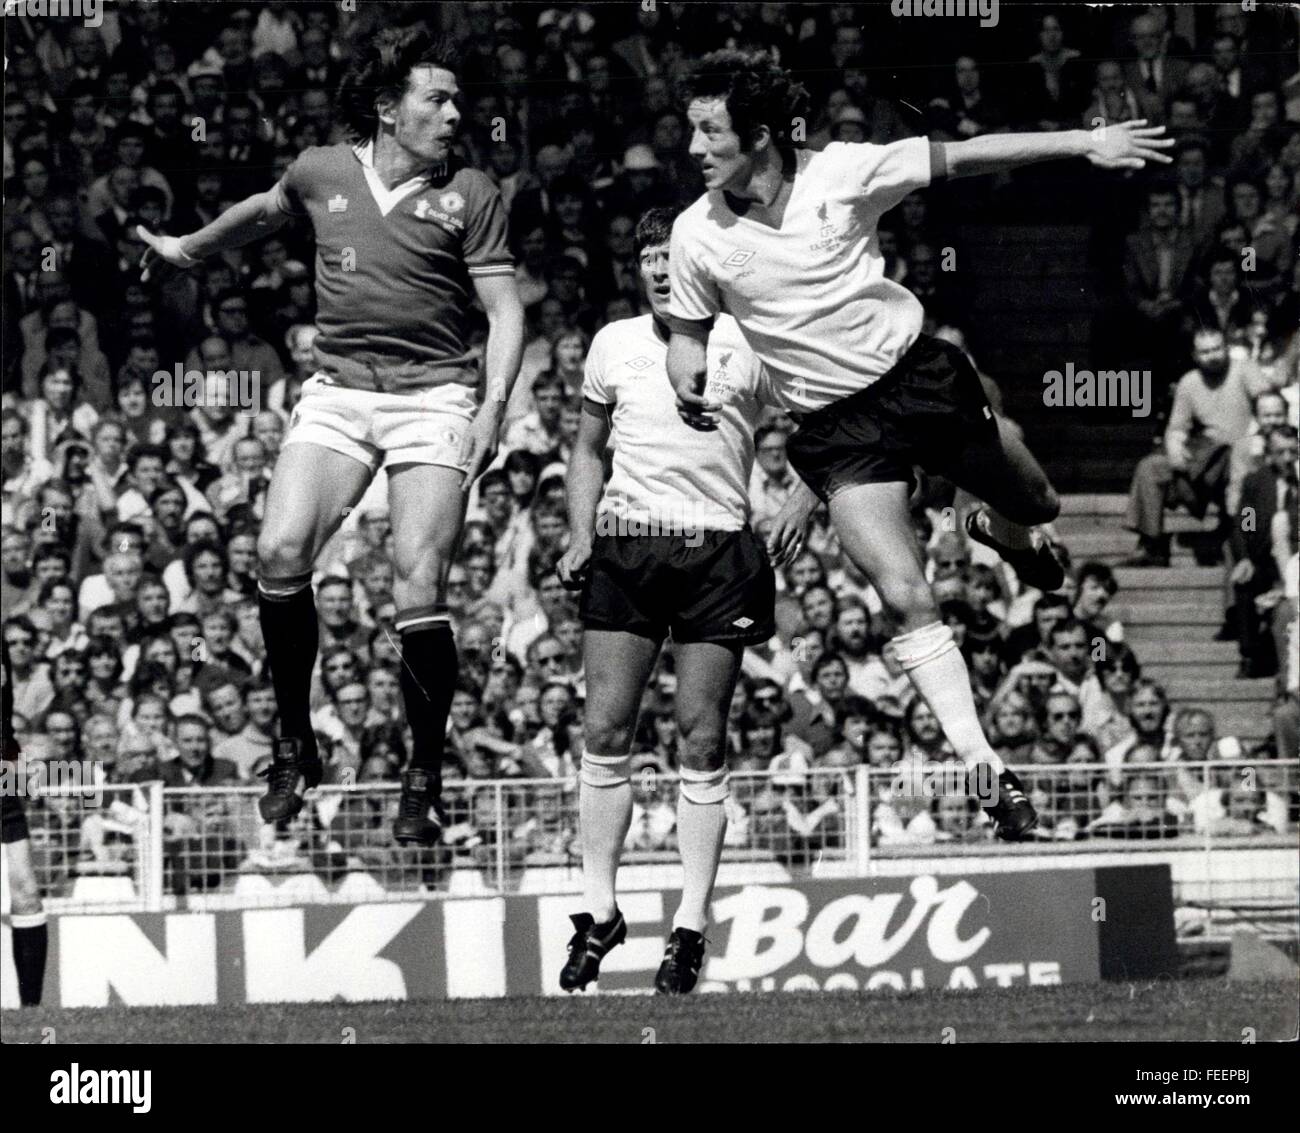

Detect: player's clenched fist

[137,225,200,280]
[556,538,592,591]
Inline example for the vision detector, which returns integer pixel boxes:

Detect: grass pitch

[3,979,1295,1044]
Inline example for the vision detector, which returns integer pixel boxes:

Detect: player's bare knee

[878,578,938,627]
[9,875,41,915]
[257,528,314,577]
[392,548,447,592]
[584,719,634,755]
[675,724,726,773]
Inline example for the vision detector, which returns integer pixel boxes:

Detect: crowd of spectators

[2,3,1297,888]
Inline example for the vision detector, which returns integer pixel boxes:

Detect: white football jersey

[668,138,931,413]
[583,314,772,533]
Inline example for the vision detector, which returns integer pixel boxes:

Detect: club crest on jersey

[810,201,848,253]
[723,249,755,268]
[328,194,348,212]
[414,197,465,231]
[707,351,739,403]
[627,356,654,371]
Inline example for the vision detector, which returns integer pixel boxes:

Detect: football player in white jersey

[556,207,818,993]
[666,50,1172,841]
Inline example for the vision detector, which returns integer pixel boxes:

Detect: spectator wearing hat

[605,143,671,220]
[829,104,870,145]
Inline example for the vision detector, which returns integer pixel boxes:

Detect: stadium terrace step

[1124,625,1232,645]
[1112,566,1224,591]
[1125,641,1241,663]
[1145,661,1242,685]
[1160,678,1278,703]
[1117,603,1223,626]
[1057,494,1128,516]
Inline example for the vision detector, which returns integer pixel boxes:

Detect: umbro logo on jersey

[732,617,754,629]
[723,250,755,268]
[627,356,654,370]
[328,195,348,212]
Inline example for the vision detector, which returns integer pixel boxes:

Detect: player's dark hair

[681,48,810,155]
[634,206,680,259]
[336,24,458,143]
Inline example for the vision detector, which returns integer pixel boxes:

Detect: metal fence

[7,761,1297,933]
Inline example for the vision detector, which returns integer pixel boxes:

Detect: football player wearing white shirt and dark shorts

[556,208,817,994]
[666,50,1173,841]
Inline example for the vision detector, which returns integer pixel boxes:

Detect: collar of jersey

[353,141,447,217]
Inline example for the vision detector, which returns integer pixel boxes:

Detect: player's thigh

[2,837,42,911]
[259,442,374,568]
[673,639,744,772]
[385,462,470,585]
[582,629,661,752]
[829,480,936,624]
[942,415,1059,526]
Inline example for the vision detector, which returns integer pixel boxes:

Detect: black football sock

[12,912,48,1006]
[395,609,457,796]
[257,572,318,756]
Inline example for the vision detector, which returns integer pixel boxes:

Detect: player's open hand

[674,371,722,431]
[137,225,199,281]
[1085,120,1174,170]
[556,539,592,591]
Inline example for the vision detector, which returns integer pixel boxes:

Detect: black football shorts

[786,333,1001,502]
[580,527,776,646]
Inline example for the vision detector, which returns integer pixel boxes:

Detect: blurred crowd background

[2,3,1298,885]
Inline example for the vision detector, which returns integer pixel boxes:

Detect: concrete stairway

[1054,494,1274,746]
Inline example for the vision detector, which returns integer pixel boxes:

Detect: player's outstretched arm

[459,273,525,491]
[138,187,290,280]
[557,401,611,590]
[667,323,720,431]
[935,120,1173,181]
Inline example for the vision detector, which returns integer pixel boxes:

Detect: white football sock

[579,752,633,923]
[893,622,1005,775]
[674,767,729,934]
